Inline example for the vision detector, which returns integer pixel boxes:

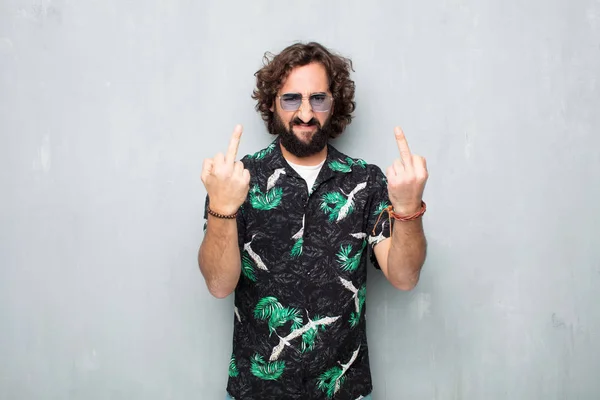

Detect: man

[198,42,428,400]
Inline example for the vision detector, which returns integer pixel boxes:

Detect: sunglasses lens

[280,94,302,111]
[279,93,332,112]
[310,94,330,112]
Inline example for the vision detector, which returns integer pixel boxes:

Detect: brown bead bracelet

[207,205,238,219]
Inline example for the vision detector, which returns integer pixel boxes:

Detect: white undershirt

[286,159,325,194]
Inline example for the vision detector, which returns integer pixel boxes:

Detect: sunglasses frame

[276,92,334,113]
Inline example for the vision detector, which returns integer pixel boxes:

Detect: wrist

[392,203,421,215]
[207,199,239,215]
[207,204,239,219]
[390,201,426,221]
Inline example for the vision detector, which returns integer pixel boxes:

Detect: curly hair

[252,42,356,138]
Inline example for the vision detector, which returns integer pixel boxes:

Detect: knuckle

[399,176,415,185]
[213,166,226,177]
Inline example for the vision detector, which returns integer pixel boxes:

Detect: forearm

[198,216,242,298]
[386,218,427,290]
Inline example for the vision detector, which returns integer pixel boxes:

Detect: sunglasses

[277,92,333,113]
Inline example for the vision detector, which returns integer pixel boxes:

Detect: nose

[297,98,314,123]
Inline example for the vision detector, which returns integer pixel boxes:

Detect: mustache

[291,117,320,127]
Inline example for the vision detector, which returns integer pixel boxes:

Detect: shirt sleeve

[366,165,392,269]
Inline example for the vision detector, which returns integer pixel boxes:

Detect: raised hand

[201,125,251,216]
[386,126,428,215]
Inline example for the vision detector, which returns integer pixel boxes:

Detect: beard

[272,112,333,158]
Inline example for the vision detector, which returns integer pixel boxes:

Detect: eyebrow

[282,92,328,95]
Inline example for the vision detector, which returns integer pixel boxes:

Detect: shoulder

[240,142,277,170]
[245,142,277,161]
[328,145,386,182]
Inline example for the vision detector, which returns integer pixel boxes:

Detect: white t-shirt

[286,159,325,194]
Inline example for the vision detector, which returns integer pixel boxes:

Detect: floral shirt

[204,137,392,399]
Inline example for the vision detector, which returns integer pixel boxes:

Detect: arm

[198,215,242,298]
[374,218,426,291]
[198,125,250,299]
[375,126,429,291]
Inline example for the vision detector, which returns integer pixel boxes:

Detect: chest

[241,171,372,280]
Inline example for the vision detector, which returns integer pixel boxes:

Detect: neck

[280,143,327,166]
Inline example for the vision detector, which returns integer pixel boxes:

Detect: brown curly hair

[252,42,356,138]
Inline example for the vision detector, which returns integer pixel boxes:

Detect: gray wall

[1,1,599,399]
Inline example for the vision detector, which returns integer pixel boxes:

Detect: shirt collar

[263,136,351,184]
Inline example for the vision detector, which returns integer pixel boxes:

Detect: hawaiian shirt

[203,137,392,400]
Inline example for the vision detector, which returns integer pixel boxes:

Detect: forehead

[280,62,329,94]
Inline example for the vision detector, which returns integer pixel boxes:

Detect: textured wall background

[1,1,599,398]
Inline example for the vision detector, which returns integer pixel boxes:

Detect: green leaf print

[336,241,366,272]
[373,200,391,216]
[249,143,275,160]
[300,314,326,352]
[328,160,352,173]
[328,157,367,173]
[253,297,303,335]
[272,307,303,333]
[320,182,366,222]
[254,297,282,320]
[320,192,346,222]
[241,252,257,282]
[301,326,318,352]
[229,354,239,377]
[357,285,366,311]
[250,184,283,210]
[250,353,285,380]
[350,157,367,168]
[349,285,367,328]
[317,366,346,398]
[290,237,303,257]
[316,347,360,398]
[349,312,360,328]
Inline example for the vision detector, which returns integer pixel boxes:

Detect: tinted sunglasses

[277,92,333,112]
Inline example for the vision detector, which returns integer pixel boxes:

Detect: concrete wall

[1,0,599,398]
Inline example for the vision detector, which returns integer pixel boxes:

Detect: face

[271,62,334,158]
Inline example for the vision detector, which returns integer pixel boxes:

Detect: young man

[199,42,428,400]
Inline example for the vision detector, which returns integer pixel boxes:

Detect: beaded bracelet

[207,205,238,219]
